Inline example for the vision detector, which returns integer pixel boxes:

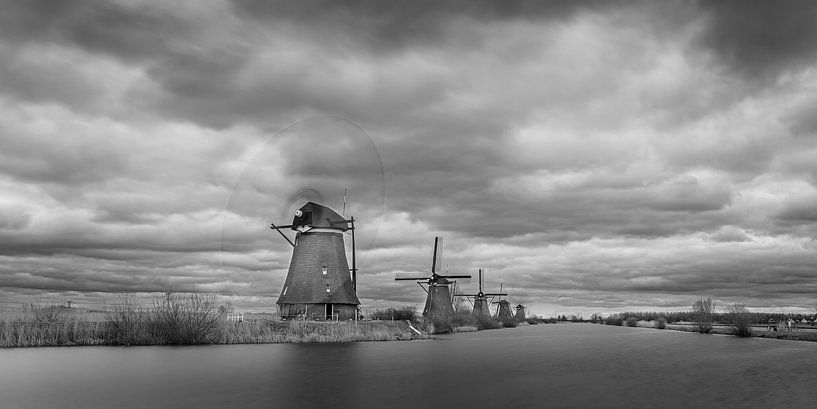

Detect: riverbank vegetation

[369,303,551,335]
[602,299,817,342]
[3,293,561,347]
[0,294,422,348]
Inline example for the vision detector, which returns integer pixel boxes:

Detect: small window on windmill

[283,286,288,295]
[326,284,331,293]
[322,266,327,275]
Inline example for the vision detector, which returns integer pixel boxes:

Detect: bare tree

[692,297,715,333]
[726,303,752,337]
[24,301,67,323]
[452,295,470,314]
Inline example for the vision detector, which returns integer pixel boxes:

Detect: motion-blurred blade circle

[221,115,386,292]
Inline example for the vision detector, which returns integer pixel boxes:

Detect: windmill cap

[292,201,349,231]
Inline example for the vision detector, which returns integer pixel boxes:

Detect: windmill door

[325,303,333,320]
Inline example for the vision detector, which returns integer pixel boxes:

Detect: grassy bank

[0,319,424,348]
[664,323,817,342]
[3,296,549,347]
[0,295,424,348]
[599,318,817,342]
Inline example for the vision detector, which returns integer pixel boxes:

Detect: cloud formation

[1,0,816,315]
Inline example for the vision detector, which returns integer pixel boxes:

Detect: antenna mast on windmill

[395,237,471,318]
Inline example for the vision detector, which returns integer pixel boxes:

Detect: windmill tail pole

[351,217,357,292]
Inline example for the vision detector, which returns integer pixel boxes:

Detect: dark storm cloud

[230,0,625,50]
[0,0,188,61]
[696,0,817,81]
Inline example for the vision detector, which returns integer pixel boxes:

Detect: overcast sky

[2,0,817,316]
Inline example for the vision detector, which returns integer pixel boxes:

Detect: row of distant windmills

[395,237,526,321]
[270,201,526,321]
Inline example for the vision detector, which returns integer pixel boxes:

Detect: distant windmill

[395,237,471,318]
[455,269,506,319]
[514,304,527,322]
[492,283,514,321]
[271,201,359,320]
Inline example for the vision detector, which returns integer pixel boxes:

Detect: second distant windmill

[456,268,507,319]
[395,237,471,318]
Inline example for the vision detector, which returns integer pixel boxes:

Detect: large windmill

[455,269,506,319]
[395,237,471,318]
[271,201,360,320]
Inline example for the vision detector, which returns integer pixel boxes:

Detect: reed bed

[0,295,421,348]
[0,319,419,347]
[218,320,419,344]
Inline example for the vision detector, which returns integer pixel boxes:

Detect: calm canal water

[2,324,817,409]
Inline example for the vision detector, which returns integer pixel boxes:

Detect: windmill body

[274,202,359,320]
[495,299,514,321]
[472,295,491,318]
[514,304,526,322]
[423,277,455,318]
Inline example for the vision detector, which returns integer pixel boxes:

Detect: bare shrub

[727,304,753,337]
[154,292,222,344]
[605,315,624,326]
[23,302,67,323]
[105,294,152,345]
[500,317,518,328]
[371,306,418,321]
[475,314,502,330]
[655,317,667,329]
[452,310,477,328]
[692,297,715,333]
[452,296,470,314]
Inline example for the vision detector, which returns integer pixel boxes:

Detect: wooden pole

[351,217,356,292]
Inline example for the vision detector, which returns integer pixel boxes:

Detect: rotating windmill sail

[221,115,385,319]
[395,237,471,318]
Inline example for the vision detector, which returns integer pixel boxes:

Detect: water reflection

[275,343,364,408]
